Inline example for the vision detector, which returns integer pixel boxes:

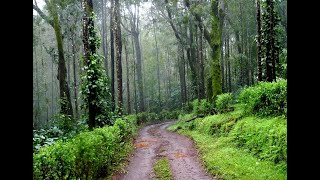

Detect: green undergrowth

[169,111,286,179]
[135,110,180,125]
[168,81,287,180]
[33,115,138,180]
[153,157,173,180]
[180,131,286,180]
[33,111,176,180]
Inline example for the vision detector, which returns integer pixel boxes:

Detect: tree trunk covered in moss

[188,19,198,99]
[183,0,222,101]
[178,44,187,106]
[50,0,74,118]
[211,0,222,100]
[227,35,232,92]
[114,0,123,115]
[198,25,205,99]
[82,0,101,130]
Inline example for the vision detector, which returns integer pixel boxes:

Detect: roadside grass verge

[153,157,173,180]
[168,105,286,180]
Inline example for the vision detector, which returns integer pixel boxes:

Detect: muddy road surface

[113,121,216,180]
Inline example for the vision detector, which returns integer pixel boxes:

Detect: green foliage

[33,127,62,153]
[238,80,287,117]
[33,118,89,153]
[168,89,287,179]
[177,131,286,180]
[192,99,213,116]
[278,48,287,79]
[231,116,287,168]
[182,101,194,113]
[80,12,112,128]
[160,110,181,120]
[52,113,74,132]
[215,93,234,113]
[153,158,173,180]
[33,117,137,179]
[135,110,181,125]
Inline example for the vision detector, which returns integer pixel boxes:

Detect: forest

[33,0,287,179]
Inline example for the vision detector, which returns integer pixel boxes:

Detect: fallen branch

[185,115,205,122]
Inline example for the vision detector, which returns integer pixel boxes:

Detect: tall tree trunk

[101,0,108,75]
[220,34,225,93]
[82,0,99,130]
[219,7,225,93]
[131,36,138,114]
[34,48,40,126]
[71,34,79,122]
[227,35,232,92]
[110,0,116,111]
[51,53,54,119]
[189,18,198,99]
[114,0,123,115]
[153,21,161,110]
[183,0,222,101]
[50,0,73,118]
[199,25,205,99]
[67,42,71,86]
[211,0,222,101]
[133,32,145,112]
[178,44,186,106]
[265,0,276,82]
[124,38,131,114]
[256,0,262,81]
[166,49,171,101]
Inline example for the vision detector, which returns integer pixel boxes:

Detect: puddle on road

[174,151,191,158]
[134,143,150,149]
[139,139,159,143]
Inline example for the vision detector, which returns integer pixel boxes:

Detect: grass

[106,141,135,180]
[178,130,286,180]
[153,157,173,180]
[168,103,287,180]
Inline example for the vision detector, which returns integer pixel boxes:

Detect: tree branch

[121,20,134,34]
[183,0,213,50]
[33,3,53,27]
[164,0,183,44]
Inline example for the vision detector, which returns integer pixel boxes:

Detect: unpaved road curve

[112,121,216,180]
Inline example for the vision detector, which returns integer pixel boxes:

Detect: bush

[33,117,138,179]
[192,99,213,116]
[215,93,234,113]
[182,102,193,113]
[160,110,181,120]
[230,116,287,168]
[135,110,181,125]
[238,80,287,117]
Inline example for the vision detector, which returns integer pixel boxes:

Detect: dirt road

[113,121,215,180]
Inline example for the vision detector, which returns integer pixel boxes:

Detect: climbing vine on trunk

[81,3,111,130]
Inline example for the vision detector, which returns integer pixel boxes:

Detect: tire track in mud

[112,121,216,180]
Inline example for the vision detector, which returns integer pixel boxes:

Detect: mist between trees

[33,0,287,130]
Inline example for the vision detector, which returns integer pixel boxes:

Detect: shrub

[230,116,287,168]
[33,116,138,179]
[238,80,287,117]
[215,93,234,113]
[192,99,213,116]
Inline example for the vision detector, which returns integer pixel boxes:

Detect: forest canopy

[33,0,287,129]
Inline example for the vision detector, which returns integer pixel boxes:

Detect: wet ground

[112,121,215,180]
